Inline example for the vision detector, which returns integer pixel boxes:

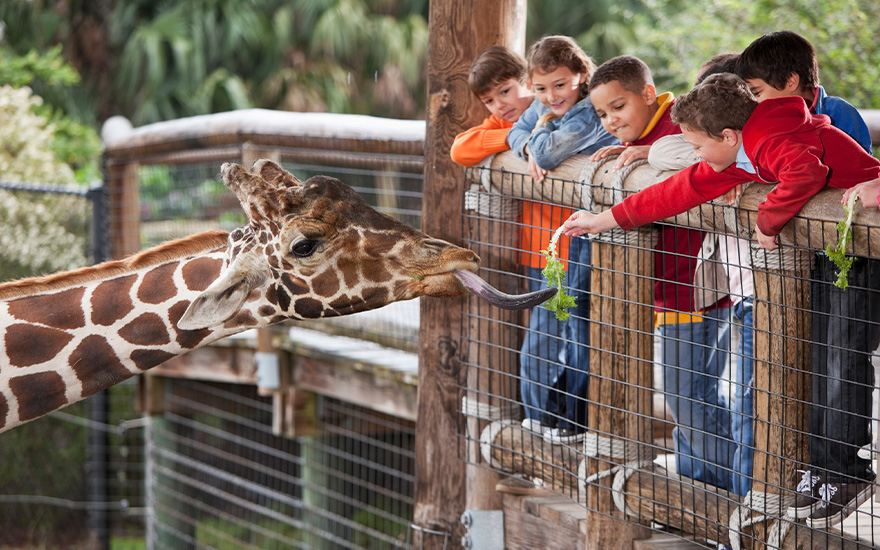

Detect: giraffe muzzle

[453,270,557,310]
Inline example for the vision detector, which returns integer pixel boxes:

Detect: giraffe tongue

[453,270,557,310]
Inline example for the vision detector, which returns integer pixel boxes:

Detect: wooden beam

[416,0,526,547]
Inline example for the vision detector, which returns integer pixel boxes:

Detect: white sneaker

[521,418,551,435]
[544,428,586,445]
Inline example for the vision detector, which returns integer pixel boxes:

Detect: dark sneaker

[806,480,874,529]
[787,470,822,518]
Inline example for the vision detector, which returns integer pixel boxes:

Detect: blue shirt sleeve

[527,99,619,169]
[507,101,543,159]
[817,96,872,154]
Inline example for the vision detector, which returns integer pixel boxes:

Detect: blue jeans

[520,237,591,431]
[729,298,754,496]
[659,306,734,491]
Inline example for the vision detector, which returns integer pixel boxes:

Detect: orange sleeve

[450,116,513,167]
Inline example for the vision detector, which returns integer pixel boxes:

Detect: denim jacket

[507,95,619,169]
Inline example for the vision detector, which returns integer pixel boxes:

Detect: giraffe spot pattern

[131,349,175,371]
[281,273,309,296]
[312,268,341,297]
[5,324,74,367]
[294,297,324,318]
[70,335,131,397]
[91,275,136,326]
[181,257,223,292]
[11,372,67,421]
[7,287,86,330]
[119,313,170,346]
[169,300,212,349]
[138,263,178,304]
[223,309,258,329]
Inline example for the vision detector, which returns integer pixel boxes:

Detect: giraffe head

[179,159,480,329]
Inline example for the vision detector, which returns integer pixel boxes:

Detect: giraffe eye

[291,239,320,258]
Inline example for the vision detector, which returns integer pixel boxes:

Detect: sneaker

[805,480,874,529]
[787,469,822,518]
[544,427,586,445]
[521,418,552,435]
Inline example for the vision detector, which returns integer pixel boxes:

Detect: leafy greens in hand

[541,226,577,321]
[824,191,859,289]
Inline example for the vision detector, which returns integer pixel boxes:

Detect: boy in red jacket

[589,55,735,492]
[564,72,880,527]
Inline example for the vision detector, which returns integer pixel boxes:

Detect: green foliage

[0,46,102,185]
[825,191,859,289]
[541,234,577,322]
[632,0,880,108]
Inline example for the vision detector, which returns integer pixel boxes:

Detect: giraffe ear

[177,255,267,330]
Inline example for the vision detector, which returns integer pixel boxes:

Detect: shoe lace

[818,483,838,509]
[795,469,819,493]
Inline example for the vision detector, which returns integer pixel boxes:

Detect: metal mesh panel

[148,379,415,549]
[459,164,880,548]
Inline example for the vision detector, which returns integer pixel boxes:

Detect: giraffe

[0,159,552,434]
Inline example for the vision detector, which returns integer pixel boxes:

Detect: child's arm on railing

[561,209,619,236]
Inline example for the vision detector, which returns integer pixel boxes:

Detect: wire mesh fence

[459,157,880,549]
[148,379,415,550]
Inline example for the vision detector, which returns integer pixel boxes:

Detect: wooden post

[106,160,141,260]
[416,0,526,546]
[582,230,655,550]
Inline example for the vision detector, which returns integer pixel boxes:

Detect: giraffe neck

[0,231,265,433]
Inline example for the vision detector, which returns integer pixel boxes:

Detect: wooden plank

[414,1,527,547]
[501,492,586,550]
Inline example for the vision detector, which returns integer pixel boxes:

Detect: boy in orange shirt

[588,55,736,492]
[451,45,593,439]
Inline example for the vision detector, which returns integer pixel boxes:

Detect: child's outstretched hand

[842,179,880,209]
[562,209,619,237]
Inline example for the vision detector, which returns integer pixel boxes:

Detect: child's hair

[696,52,740,85]
[588,55,654,94]
[467,46,528,97]
[527,35,596,97]
[671,73,757,139]
[735,30,819,91]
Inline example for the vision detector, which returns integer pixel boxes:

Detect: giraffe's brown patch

[181,257,224,292]
[131,349,176,371]
[168,301,212,348]
[276,286,292,312]
[337,257,361,289]
[91,275,136,326]
[0,393,7,431]
[312,268,341,297]
[264,284,279,305]
[280,273,310,295]
[7,287,86,330]
[294,297,325,318]
[70,335,131,397]
[269,315,286,324]
[361,262,393,283]
[139,263,177,304]
[10,372,67,422]
[223,309,258,329]
[5,324,74,367]
[267,254,280,269]
[258,305,276,317]
[119,313,170,346]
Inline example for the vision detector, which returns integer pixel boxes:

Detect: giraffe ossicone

[0,159,551,433]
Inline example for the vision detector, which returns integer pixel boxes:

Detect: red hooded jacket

[612,97,880,236]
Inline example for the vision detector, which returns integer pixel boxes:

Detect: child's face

[530,66,587,117]
[681,124,740,172]
[744,77,797,102]
[590,80,657,143]
[478,78,534,123]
